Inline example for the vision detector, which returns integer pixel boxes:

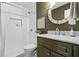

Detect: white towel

[70,2,78,19]
[68,2,78,25]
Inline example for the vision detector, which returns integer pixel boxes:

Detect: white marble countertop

[37,34,79,45]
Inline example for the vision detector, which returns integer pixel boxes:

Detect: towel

[68,2,78,25]
[70,2,78,19]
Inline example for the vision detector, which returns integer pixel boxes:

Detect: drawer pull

[47,53,50,55]
[54,44,67,52]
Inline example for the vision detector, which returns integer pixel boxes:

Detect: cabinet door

[73,45,79,57]
[37,45,50,57]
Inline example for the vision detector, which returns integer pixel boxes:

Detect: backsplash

[48,31,79,36]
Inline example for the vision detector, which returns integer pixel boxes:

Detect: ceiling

[13,2,36,9]
[52,2,69,10]
[12,2,69,19]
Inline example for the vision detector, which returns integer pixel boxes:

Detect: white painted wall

[26,3,37,45]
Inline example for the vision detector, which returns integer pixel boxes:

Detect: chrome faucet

[55,27,60,35]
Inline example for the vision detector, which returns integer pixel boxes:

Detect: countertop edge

[37,34,79,45]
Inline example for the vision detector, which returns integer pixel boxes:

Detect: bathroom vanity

[37,34,79,57]
[37,2,79,57]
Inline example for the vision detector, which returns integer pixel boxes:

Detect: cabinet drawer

[51,41,72,56]
[38,37,72,57]
[51,51,64,57]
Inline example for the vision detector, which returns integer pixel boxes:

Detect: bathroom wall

[26,3,37,45]
[37,2,49,19]
[45,3,79,31]
[36,2,49,33]
[37,2,79,31]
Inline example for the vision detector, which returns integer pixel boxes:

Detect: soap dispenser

[56,27,60,35]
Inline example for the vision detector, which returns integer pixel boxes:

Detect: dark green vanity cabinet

[37,37,79,57]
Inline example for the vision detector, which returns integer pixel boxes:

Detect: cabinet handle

[47,53,50,55]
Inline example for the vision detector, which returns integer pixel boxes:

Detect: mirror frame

[48,4,69,24]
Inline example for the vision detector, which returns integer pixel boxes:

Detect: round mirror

[48,2,70,24]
